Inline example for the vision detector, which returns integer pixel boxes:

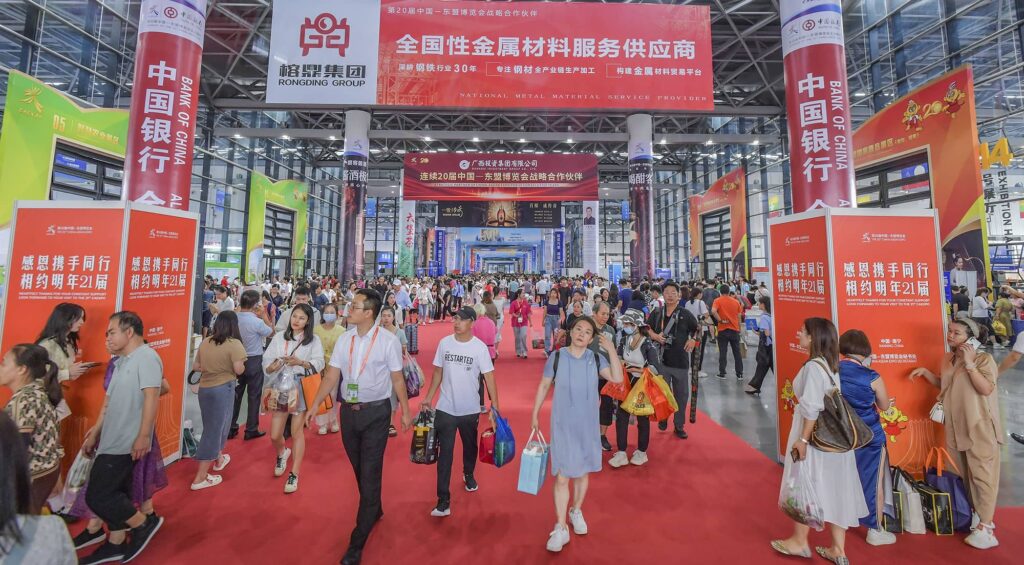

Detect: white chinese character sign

[124,0,207,209]
[267,0,713,110]
[769,208,946,473]
[780,0,854,210]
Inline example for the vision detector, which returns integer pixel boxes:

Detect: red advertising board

[403,153,598,201]
[119,208,198,459]
[830,211,946,471]
[124,0,206,209]
[688,167,748,278]
[853,67,988,289]
[0,204,126,469]
[768,212,834,457]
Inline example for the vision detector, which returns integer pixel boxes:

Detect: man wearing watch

[646,282,699,439]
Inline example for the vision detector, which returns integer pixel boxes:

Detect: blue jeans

[418,303,430,320]
[544,314,561,353]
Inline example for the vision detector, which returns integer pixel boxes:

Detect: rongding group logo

[299,13,351,57]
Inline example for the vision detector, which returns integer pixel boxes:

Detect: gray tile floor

[695,341,1024,506]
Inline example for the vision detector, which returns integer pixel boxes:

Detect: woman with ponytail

[0,344,64,513]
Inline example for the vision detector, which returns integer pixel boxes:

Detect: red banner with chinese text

[853,67,988,287]
[403,153,598,201]
[124,0,206,209]
[688,167,748,279]
[118,208,198,460]
[0,205,125,470]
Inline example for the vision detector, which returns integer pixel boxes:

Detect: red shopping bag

[601,367,632,401]
[645,370,675,422]
[479,428,496,465]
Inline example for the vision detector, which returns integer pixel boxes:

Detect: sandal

[190,474,223,491]
[815,547,850,565]
[213,453,231,472]
[770,540,811,559]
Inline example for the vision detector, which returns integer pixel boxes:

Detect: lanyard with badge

[345,327,380,403]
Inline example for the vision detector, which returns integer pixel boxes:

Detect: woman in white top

[416,283,434,325]
[492,291,508,345]
[608,308,661,468]
[684,288,711,377]
[381,307,408,438]
[970,288,998,347]
[771,317,866,564]
[262,304,325,494]
[384,292,405,328]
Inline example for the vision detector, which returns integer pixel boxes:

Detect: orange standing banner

[119,208,199,459]
[853,66,988,292]
[688,167,748,279]
[0,203,126,467]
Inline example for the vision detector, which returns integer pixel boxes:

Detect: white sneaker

[971,511,980,530]
[698,371,708,378]
[608,451,629,468]
[630,450,649,466]
[329,423,340,433]
[546,524,570,552]
[190,474,222,491]
[866,528,896,546]
[283,472,299,494]
[274,448,291,477]
[965,524,998,549]
[212,453,231,472]
[318,425,328,436]
[568,507,588,535]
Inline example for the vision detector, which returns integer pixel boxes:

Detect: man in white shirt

[305,289,411,565]
[276,287,321,331]
[422,306,499,518]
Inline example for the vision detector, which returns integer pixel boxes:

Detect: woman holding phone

[771,318,865,564]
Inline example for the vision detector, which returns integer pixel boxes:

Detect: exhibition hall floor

[92,310,1024,564]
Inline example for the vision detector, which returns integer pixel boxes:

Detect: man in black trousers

[306,288,412,565]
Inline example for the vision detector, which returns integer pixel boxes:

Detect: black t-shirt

[952,293,971,314]
[558,286,572,306]
[647,304,699,369]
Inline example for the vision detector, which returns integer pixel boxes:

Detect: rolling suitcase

[405,322,419,354]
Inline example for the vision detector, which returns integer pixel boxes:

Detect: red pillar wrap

[124,0,207,209]
[781,1,855,212]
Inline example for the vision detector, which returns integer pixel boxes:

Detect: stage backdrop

[770,208,946,472]
[244,173,309,282]
[688,167,748,279]
[403,153,598,201]
[436,201,561,228]
[853,66,988,290]
[267,0,713,111]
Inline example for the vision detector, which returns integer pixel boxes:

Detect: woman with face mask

[313,304,345,436]
[607,309,660,469]
[910,318,1002,549]
[837,330,894,547]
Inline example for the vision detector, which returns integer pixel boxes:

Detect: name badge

[517,316,524,323]
[345,383,359,403]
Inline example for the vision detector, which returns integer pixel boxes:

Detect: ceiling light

[328,135,336,140]
[396,149,406,154]
[233,133,241,139]
[705,139,713,145]
[281,135,290,140]
[602,187,609,191]
[595,151,604,157]
[471,137,480,142]
[369,148,381,153]
[437,147,448,152]
[659,138,667,144]
[751,139,760,146]
[566,138,574,144]
[518,138,527,143]
[854,92,867,97]
[423,136,432,142]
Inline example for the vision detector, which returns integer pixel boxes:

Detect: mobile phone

[967,338,983,351]
[790,447,801,462]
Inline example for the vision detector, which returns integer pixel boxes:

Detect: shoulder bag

[807,358,874,453]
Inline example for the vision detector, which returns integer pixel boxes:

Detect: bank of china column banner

[854,67,988,290]
[267,0,712,111]
[0,72,128,292]
[687,168,748,279]
[245,173,309,281]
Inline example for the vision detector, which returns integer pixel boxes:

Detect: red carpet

[88,309,1023,564]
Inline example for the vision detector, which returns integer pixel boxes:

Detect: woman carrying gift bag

[607,309,661,469]
[530,316,623,553]
[770,318,866,565]
[262,304,325,494]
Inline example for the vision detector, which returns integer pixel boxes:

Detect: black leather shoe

[227,428,239,440]
[1011,432,1024,446]
[674,428,688,440]
[244,430,266,441]
[340,546,362,565]
[657,420,668,431]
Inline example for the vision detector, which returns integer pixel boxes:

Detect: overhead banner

[780,0,855,210]
[244,173,309,282]
[436,201,561,228]
[853,66,989,290]
[267,0,713,111]
[403,153,598,201]
[435,229,447,276]
[398,200,416,276]
[688,167,749,279]
[124,0,207,209]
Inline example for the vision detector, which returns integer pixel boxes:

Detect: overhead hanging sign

[267,0,713,111]
[436,201,562,228]
[403,153,598,201]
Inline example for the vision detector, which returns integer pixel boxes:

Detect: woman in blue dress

[531,316,623,553]
[838,329,896,546]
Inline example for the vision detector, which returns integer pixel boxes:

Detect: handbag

[181,420,198,458]
[916,481,955,535]
[517,429,549,495]
[883,490,904,534]
[929,401,944,424]
[807,359,874,453]
[924,447,973,532]
[299,372,334,416]
[410,407,439,465]
[892,466,927,534]
[531,330,545,350]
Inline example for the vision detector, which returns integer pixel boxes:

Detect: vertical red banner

[0,204,126,468]
[781,0,854,211]
[688,167,748,279]
[118,208,198,459]
[124,0,207,209]
[768,212,834,458]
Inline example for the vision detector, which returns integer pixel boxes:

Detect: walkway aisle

[118,309,1022,564]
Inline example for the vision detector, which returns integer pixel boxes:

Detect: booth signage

[267,0,713,111]
[436,201,561,228]
[688,167,748,279]
[403,153,598,201]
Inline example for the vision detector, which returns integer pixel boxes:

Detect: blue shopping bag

[517,429,549,495]
[492,408,516,468]
[924,447,972,532]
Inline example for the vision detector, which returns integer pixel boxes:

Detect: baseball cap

[454,306,477,321]
[392,279,402,285]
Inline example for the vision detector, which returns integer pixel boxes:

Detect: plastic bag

[64,447,93,494]
[531,330,545,350]
[181,420,198,459]
[517,429,549,495]
[645,371,676,422]
[491,408,516,468]
[621,372,655,416]
[403,354,423,398]
[779,461,824,531]
[601,367,632,401]
[262,373,298,413]
[410,407,439,465]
